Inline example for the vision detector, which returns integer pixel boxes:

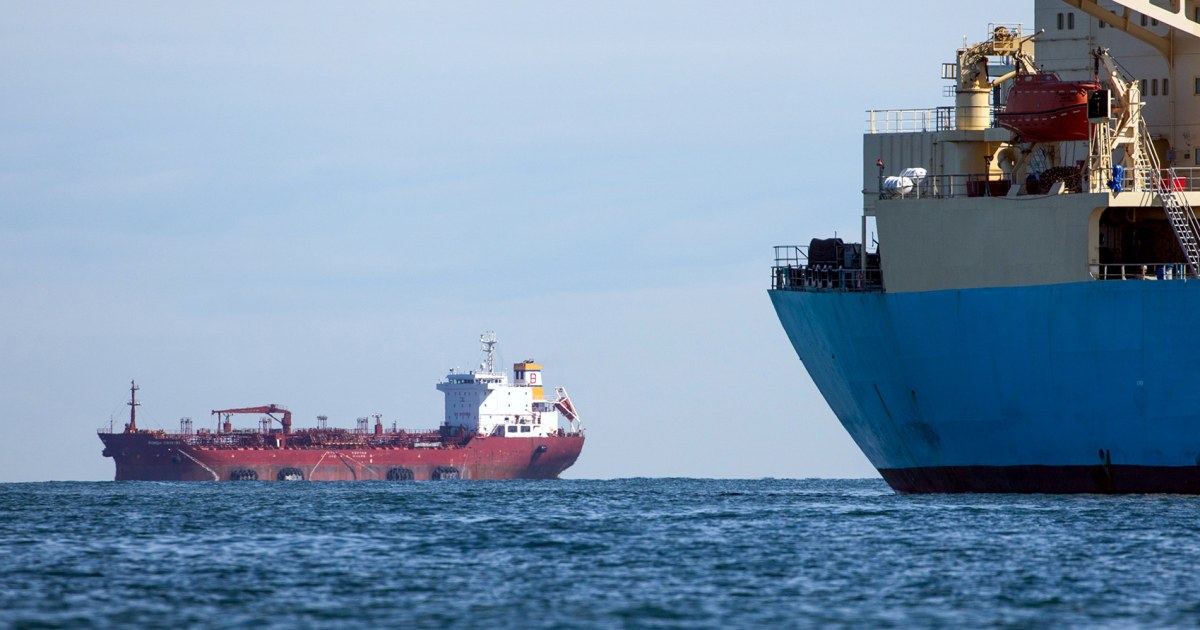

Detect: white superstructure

[436,332,582,438]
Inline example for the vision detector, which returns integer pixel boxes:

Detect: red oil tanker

[98,334,585,481]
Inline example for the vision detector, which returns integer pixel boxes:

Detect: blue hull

[770,281,1200,493]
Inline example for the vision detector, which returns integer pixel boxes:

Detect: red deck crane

[211,404,293,438]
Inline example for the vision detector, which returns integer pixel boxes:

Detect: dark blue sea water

[3,479,1200,628]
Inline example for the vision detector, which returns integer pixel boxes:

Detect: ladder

[1135,123,1200,276]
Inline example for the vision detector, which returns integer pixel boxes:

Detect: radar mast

[479,331,497,374]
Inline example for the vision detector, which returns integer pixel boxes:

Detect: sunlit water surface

[3,479,1199,628]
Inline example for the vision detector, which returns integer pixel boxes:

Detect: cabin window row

[1055,10,1165,31]
[1097,12,1166,28]
[1138,78,1169,96]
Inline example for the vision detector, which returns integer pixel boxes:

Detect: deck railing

[866,108,953,133]
[1156,168,1200,193]
[1090,262,1200,280]
[865,105,1007,134]
[875,168,1200,201]
[876,173,1020,200]
[773,247,1200,289]
[771,245,883,292]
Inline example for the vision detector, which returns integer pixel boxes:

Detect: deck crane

[1086,47,1146,192]
[211,404,293,440]
[953,25,1039,131]
[1088,47,1200,274]
[552,386,582,433]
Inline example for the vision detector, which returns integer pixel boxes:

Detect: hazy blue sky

[1,2,1030,481]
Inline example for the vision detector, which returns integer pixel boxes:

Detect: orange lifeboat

[995,74,1101,142]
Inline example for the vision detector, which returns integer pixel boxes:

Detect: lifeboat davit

[995,73,1101,142]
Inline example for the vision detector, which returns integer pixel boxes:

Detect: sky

[0,2,1031,482]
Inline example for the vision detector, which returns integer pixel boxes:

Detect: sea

[2,478,1199,629]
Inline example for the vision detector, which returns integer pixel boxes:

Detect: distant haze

[0,2,1029,481]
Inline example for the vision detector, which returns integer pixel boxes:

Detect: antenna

[126,380,140,433]
[480,331,497,374]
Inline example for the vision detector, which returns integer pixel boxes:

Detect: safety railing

[865,105,1006,134]
[1155,168,1200,192]
[866,107,955,133]
[1090,262,1199,281]
[874,169,1200,201]
[875,173,1017,200]
[771,246,883,292]
[773,244,807,267]
[772,266,884,292]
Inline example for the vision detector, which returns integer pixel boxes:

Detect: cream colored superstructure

[1040,1,1200,161]
[862,1,1200,294]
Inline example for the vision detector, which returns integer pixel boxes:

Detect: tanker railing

[1089,262,1198,281]
[771,246,883,292]
[866,105,1008,134]
[1157,168,1200,192]
[877,168,1200,199]
[866,107,958,133]
[771,265,883,292]
[876,172,1032,200]
[772,244,808,267]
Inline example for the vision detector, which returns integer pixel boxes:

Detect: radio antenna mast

[480,331,497,374]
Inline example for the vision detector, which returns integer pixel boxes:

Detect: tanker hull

[100,433,584,481]
[770,281,1200,493]
[98,334,586,481]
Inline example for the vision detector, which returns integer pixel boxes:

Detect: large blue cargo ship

[771,3,1200,492]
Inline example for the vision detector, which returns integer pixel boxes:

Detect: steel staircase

[1134,124,1200,276]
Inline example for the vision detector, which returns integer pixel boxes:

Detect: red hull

[99,432,584,481]
[995,74,1100,142]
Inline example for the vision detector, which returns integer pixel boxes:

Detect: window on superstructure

[1152,18,1158,26]
[1142,79,1148,95]
[1194,77,1200,95]
[1068,12,1075,29]
[1164,78,1170,96]
[1141,13,1148,26]
[1057,12,1064,29]
[1152,79,1158,96]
